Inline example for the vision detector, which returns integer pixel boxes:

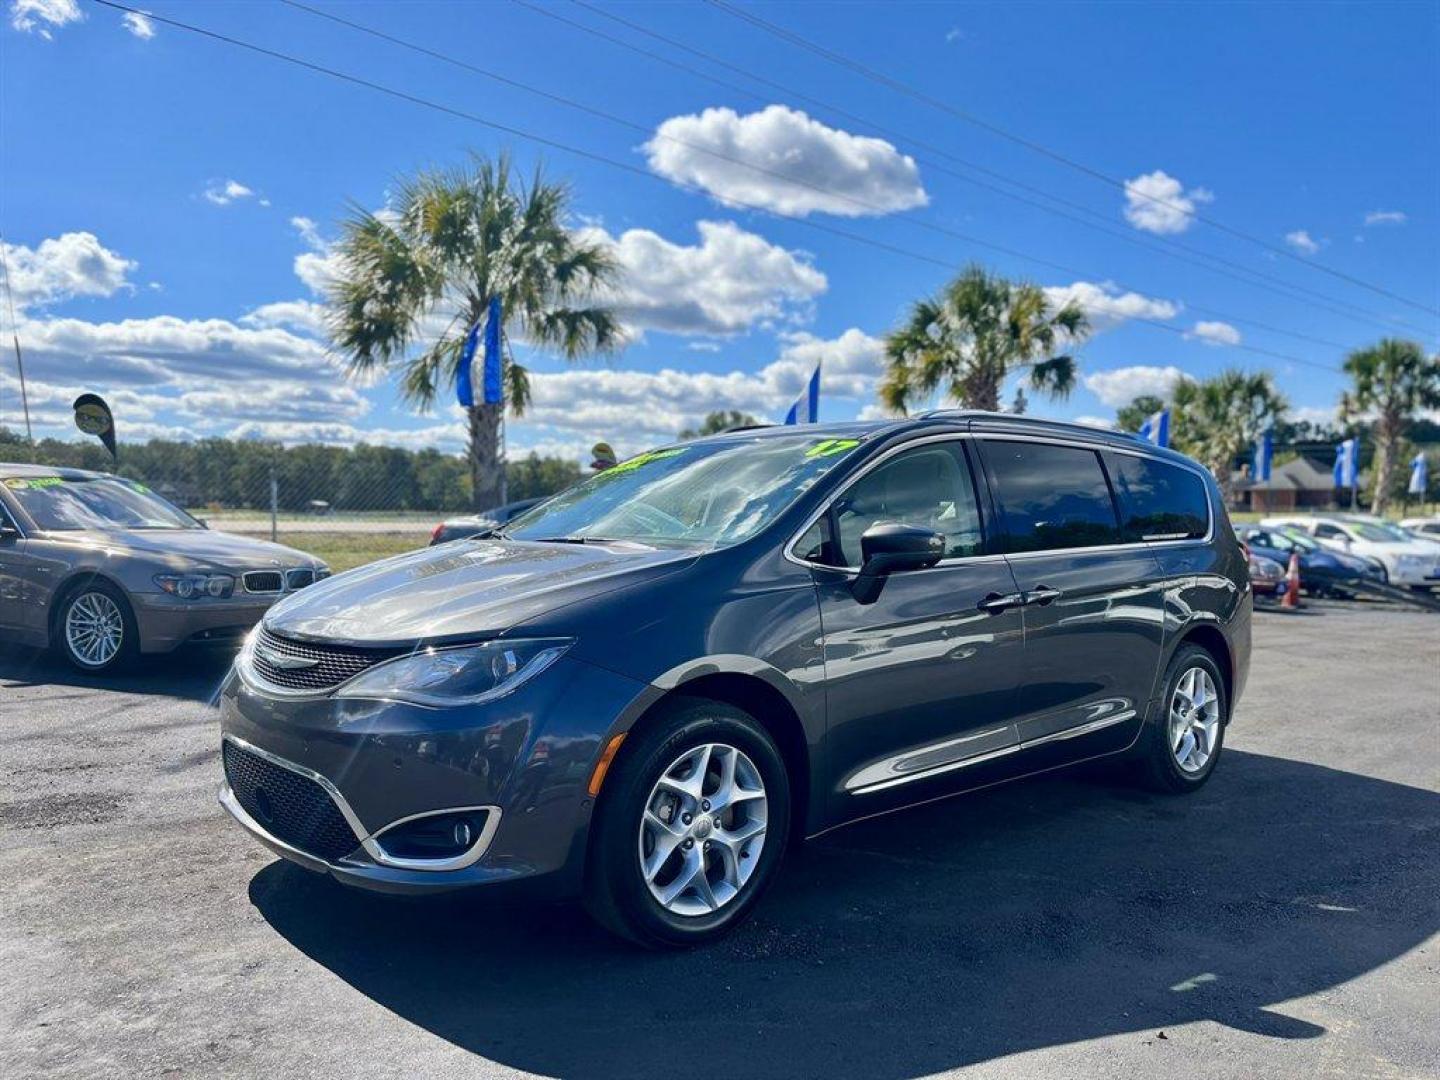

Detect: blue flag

[1333,437,1358,488]
[456,296,504,407]
[482,294,503,406]
[1410,450,1429,495]
[1138,408,1170,448]
[1253,428,1273,483]
[456,320,480,407]
[783,364,821,425]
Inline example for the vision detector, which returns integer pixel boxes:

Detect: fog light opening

[370,807,497,868]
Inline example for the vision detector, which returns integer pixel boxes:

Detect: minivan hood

[263,538,698,646]
[35,527,316,569]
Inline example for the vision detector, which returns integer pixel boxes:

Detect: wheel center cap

[692,816,712,839]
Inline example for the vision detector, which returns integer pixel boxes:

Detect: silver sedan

[0,464,328,673]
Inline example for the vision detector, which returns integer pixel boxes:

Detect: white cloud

[645,105,927,218]
[1284,229,1322,255]
[1123,170,1213,235]
[9,0,81,36]
[290,216,326,251]
[240,300,328,338]
[582,220,827,336]
[0,232,136,310]
[1083,365,1189,407]
[1363,210,1406,227]
[1041,281,1179,332]
[202,179,256,206]
[120,11,153,38]
[520,327,883,448]
[944,27,964,43]
[1188,320,1242,347]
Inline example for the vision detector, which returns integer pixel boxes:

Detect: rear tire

[53,580,138,674]
[583,697,790,948]
[1130,645,1227,793]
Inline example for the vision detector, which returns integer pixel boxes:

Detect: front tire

[54,580,138,674]
[1130,645,1227,793]
[584,697,791,948]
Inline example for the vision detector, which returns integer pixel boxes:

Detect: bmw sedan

[1,465,328,673]
[218,414,1250,946]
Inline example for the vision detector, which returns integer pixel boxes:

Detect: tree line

[0,427,580,513]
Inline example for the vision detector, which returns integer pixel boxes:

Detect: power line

[540,0,1431,339]
[283,0,1355,358]
[82,0,1344,376]
[704,0,1440,319]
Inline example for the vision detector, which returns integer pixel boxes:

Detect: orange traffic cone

[1281,551,1302,609]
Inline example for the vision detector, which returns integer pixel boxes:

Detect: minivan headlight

[333,638,572,708]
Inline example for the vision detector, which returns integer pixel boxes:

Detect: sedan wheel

[58,586,136,673]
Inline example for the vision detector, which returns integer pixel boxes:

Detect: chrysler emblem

[255,643,319,671]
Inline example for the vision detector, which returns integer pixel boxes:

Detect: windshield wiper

[528,535,624,545]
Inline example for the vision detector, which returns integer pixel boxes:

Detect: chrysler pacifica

[218,413,1250,946]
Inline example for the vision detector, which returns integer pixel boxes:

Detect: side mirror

[851,522,944,604]
[0,523,18,541]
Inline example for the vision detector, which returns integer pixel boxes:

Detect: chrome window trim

[221,734,502,872]
[783,430,1214,572]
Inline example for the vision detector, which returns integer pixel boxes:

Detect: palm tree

[1171,370,1286,505]
[1339,339,1440,515]
[326,155,621,510]
[880,264,1090,414]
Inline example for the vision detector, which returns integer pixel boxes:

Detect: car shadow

[248,750,1439,1079]
[0,642,236,703]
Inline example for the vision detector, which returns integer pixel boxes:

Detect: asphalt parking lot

[2,603,1437,1080]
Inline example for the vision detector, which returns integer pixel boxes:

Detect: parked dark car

[1247,550,1285,598]
[1239,526,1382,598]
[218,414,1251,947]
[0,465,328,673]
[428,497,544,546]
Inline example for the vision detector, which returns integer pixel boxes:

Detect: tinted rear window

[1105,453,1210,541]
[982,441,1120,552]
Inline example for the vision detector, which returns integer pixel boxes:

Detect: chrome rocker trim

[846,710,1136,795]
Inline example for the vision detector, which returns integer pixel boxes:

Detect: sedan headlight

[154,573,234,599]
[333,637,572,708]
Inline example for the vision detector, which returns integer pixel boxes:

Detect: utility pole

[0,233,33,444]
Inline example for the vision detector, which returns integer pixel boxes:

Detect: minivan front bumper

[215,652,652,897]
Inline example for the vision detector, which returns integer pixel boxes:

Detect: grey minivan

[218,414,1250,947]
[0,465,328,673]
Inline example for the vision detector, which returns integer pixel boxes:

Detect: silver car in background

[0,464,329,673]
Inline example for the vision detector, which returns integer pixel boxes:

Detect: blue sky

[3,0,1436,461]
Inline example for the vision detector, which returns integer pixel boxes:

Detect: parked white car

[1261,515,1440,588]
[1399,516,1440,544]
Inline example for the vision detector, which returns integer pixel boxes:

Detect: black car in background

[428,497,544,545]
[218,413,1250,947]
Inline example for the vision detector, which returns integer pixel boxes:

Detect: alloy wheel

[65,591,125,668]
[1169,666,1220,774]
[638,742,768,917]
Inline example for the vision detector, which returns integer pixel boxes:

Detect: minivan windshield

[4,476,199,531]
[503,434,864,548]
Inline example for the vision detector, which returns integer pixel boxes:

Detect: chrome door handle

[1025,586,1062,606]
[977,591,1025,614]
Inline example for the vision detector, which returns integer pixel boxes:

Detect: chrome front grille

[249,626,402,692]
[242,570,284,593]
